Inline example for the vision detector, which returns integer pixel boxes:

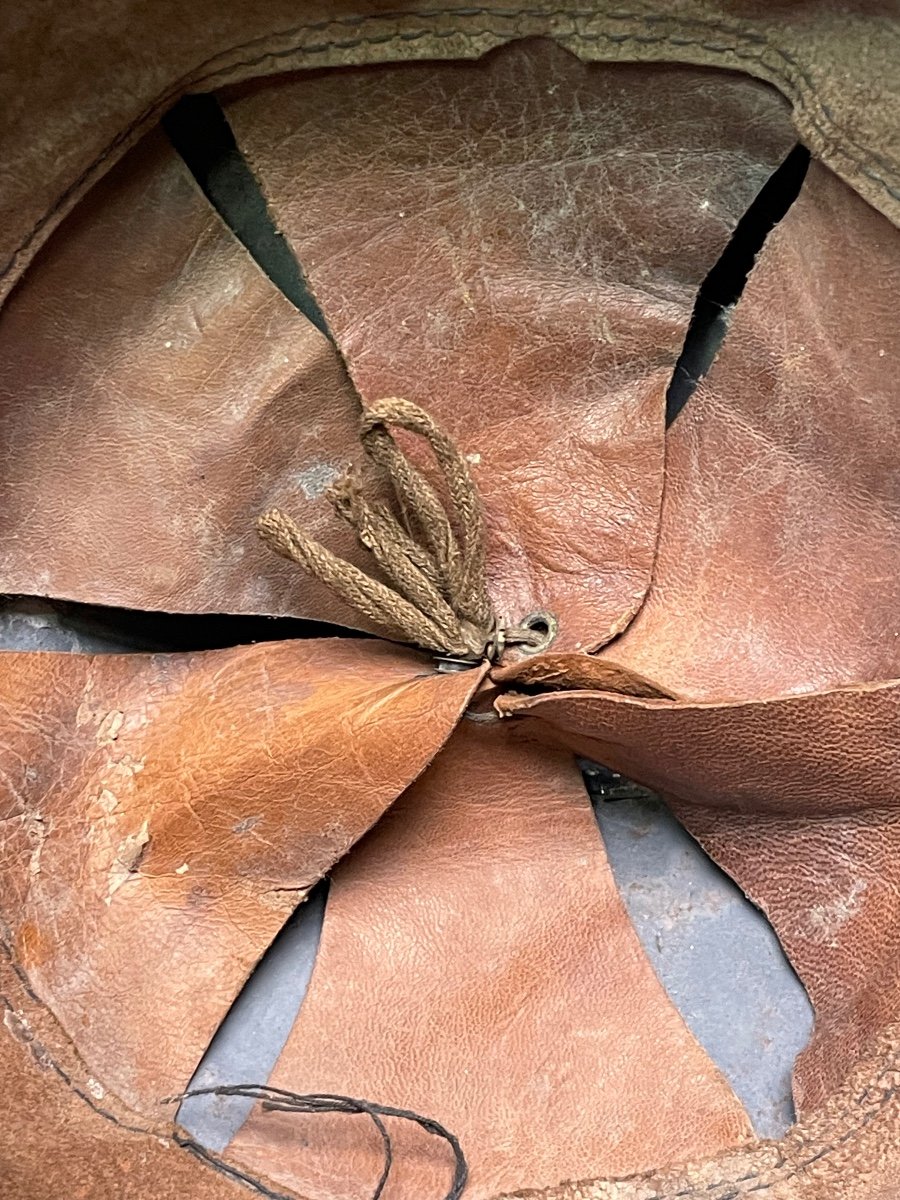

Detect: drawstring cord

[258,398,549,665]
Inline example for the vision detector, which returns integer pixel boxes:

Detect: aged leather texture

[1,8,899,1200]
[490,152,900,1146]
[0,953,256,1200]
[498,675,900,1115]
[1,2,898,307]
[595,158,900,700]
[0,638,482,1114]
[489,160,900,1189]
[223,721,750,1200]
[0,128,384,629]
[225,39,794,651]
[0,42,795,653]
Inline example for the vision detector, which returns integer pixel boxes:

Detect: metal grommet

[518,611,559,654]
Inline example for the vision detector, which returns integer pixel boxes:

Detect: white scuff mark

[3,1007,29,1041]
[106,819,151,903]
[808,878,867,945]
[97,788,118,815]
[27,812,46,878]
[294,462,340,499]
[97,710,124,745]
[175,862,190,875]
[466,453,482,465]
[86,1077,105,1101]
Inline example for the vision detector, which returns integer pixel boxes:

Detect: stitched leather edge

[1,4,898,305]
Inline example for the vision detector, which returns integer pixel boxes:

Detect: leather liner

[1,3,898,306]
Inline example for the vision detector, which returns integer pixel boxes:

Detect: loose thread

[169,1084,468,1200]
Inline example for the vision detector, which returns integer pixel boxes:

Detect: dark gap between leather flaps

[584,767,814,1137]
[178,882,330,1154]
[666,144,811,425]
[162,94,332,339]
[0,595,372,654]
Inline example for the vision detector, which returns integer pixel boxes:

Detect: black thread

[171,1085,468,1200]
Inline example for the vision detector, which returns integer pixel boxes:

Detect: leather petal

[222,721,750,1200]
[0,637,483,1113]
[500,678,900,820]
[601,159,900,699]
[225,41,795,651]
[0,128,375,628]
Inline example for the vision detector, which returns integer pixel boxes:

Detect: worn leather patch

[223,721,750,1199]
[599,160,900,700]
[0,638,482,1113]
[1,3,898,307]
[226,40,794,651]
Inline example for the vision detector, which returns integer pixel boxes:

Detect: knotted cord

[258,398,548,664]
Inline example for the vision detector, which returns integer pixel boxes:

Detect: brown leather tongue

[599,157,900,699]
[0,638,482,1114]
[224,39,795,652]
[222,721,750,1199]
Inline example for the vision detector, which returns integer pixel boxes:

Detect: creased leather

[223,721,750,1200]
[491,154,900,1135]
[0,637,482,1113]
[498,675,900,1112]
[598,159,900,700]
[1,2,898,308]
[225,39,794,651]
[0,128,388,629]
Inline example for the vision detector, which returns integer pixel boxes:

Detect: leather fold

[221,720,750,1200]
[0,637,483,1113]
[224,39,795,654]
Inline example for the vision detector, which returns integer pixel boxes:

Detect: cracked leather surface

[0,638,481,1113]
[1,2,898,305]
[224,40,794,651]
[499,675,900,1116]
[224,722,750,1200]
[0,129,384,629]
[1,11,899,1200]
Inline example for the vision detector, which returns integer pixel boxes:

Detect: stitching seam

[1,5,898,284]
